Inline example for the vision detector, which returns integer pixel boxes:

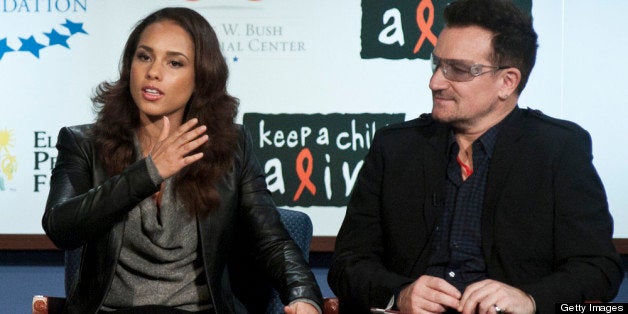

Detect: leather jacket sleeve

[229,126,323,309]
[42,125,160,249]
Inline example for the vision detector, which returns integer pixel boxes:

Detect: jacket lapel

[482,108,526,259]
[422,123,449,238]
[407,120,449,275]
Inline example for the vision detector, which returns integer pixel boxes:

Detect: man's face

[429,25,507,132]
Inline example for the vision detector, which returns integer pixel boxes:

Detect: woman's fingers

[176,124,207,151]
[182,133,209,153]
[158,116,170,142]
[173,117,200,138]
[150,117,208,179]
[182,151,205,165]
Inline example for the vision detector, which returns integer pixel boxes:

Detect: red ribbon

[456,155,473,178]
[413,0,438,54]
[293,148,316,201]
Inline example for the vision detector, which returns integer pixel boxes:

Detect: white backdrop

[0,0,625,237]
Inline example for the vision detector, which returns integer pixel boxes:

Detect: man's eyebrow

[442,57,475,65]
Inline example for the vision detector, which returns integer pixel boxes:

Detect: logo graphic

[361,0,532,60]
[0,18,88,61]
[0,128,17,191]
[243,113,405,207]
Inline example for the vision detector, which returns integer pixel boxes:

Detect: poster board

[0,0,626,238]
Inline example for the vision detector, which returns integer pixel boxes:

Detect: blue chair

[37,207,314,314]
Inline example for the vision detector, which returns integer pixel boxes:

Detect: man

[328,0,623,313]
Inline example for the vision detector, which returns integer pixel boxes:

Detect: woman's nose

[146,63,161,80]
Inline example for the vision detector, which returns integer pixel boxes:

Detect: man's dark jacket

[42,124,322,313]
[328,108,622,313]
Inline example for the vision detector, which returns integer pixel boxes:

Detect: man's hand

[397,275,461,313]
[149,116,208,179]
[458,279,535,314]
[284,301,319,314]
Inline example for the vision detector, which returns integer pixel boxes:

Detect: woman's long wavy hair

[91,7,239,217]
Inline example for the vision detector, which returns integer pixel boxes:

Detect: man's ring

[494,305,504,314]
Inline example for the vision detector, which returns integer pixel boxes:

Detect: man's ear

[499,67,521,99]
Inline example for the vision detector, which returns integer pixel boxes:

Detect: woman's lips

[142,87,163,101]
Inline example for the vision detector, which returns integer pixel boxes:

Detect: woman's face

[130,20,195,126]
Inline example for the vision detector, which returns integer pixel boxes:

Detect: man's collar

[447,106,518,157]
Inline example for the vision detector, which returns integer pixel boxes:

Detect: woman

[42,7,322,314]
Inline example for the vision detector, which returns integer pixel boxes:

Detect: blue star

[44,29,70,48]
[0,38,14,60]
[61,19,88,35]
[233,56,239,62]
[19,36,46,58]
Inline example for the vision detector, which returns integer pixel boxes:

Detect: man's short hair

[444,0,538,94]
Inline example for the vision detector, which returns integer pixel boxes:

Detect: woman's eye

[136,53,150,62]
[169,60,184,67]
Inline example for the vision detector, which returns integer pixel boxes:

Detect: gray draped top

[100,139,211,312]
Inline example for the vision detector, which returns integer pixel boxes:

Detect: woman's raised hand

[149,116,209,179]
